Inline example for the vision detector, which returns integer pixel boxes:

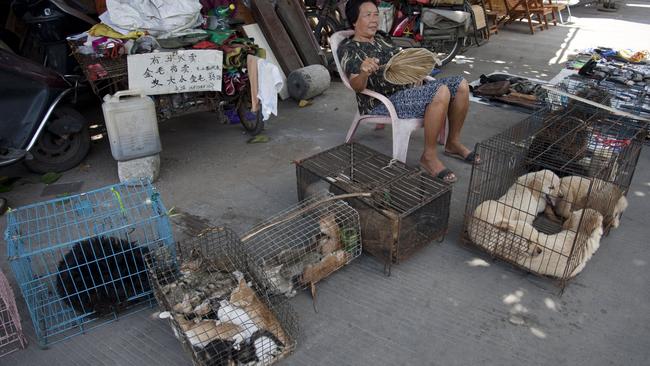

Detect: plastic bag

[106,0,203,37]
[378,2,394,33]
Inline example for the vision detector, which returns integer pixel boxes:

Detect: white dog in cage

[469,170,562,255]
[507,208,604,278]
[554,175,628,230]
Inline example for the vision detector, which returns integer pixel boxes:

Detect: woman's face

[354,2,379,39]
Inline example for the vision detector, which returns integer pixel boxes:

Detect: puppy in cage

[258,212,351,298]
[554,176,628,230]
[468,170,562,255]
[151,242,291,366]
[506,208,604,278]
[56,235,151,317]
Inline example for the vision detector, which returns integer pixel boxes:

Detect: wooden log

[287,65,331,100]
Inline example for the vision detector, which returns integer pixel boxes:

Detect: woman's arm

[348,57,380,92]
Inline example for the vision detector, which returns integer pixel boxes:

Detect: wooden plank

[275,0,325,66]
[242,23,290,100]
[250,0,304,75]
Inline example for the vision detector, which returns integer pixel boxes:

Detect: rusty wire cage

[145,227,298,366]
[68,38,129,98]
[0,270,27,357]
[463,95,646,284]
[241,193,362,298]
[295,143,452,273]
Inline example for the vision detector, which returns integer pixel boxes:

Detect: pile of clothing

[471,74,547,110]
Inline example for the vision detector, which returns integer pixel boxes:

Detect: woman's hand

[360,57,380,75]
[349,58,380,92]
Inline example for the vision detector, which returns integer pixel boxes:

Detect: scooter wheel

[236,90,264,136]
[24,107,91,173]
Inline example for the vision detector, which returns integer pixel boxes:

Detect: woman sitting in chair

[339,0,479,183]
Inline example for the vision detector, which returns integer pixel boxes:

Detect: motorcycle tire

[432,38,462,67]
[422,38,464,67]
[237,92,264,136]
[24,107,90,174]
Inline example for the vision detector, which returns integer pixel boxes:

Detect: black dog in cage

[56,236,150,317]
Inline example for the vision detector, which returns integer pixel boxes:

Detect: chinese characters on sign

[127,50,223,95]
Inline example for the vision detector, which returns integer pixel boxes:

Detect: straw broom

[383,48,440,85]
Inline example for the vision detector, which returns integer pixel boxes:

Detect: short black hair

[345,0,378,27]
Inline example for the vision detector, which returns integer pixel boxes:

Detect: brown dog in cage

[554,176,628,230]
[468,170,562,255]
[507,208,604,278]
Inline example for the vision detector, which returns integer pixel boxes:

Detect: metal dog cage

[5,179,175,346]
[241,193,362,299]
[0,270,27,357]
[463,98,645,285]
[295,143,452,273]
[145,227,298,366]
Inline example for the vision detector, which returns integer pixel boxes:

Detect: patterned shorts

[370,76,465,119]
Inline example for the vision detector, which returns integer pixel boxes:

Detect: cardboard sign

[127,50,223,95]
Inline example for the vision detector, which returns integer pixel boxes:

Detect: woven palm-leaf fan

[384,48,439,85]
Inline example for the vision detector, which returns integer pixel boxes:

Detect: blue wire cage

[5,179,175,346]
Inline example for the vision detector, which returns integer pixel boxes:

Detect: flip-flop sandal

[421,164,457,183]
[444,150,481,165]
[434,168,457,183]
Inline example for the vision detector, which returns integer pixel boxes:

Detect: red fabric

[192,40,219,49]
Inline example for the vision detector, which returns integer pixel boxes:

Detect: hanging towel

[257,58,284,121]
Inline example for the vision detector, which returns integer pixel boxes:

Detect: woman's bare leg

[444,80,478,162]
[420,85,454,180]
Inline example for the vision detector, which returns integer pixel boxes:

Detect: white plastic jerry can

[102,90,162,161]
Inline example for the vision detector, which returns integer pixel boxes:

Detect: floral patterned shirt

[337,33,409,114]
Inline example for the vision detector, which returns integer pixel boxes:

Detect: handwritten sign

[127,50,223,95]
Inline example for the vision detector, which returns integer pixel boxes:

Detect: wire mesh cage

[68,38,129,98]
[295,143,414,200]
[145,227,298,366]
[241,193,362,298]
[0,270,27,357]
[5,179,175,346]
[553,76,650,129]
[295,143,452,273]
[463,102,644,284]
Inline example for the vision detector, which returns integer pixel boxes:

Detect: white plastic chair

[329,30,446,163]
